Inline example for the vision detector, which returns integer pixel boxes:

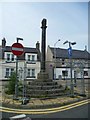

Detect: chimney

[2,37,6,48]
[36,41,40,50]
[85,45,87,51]
[36,41,41,61]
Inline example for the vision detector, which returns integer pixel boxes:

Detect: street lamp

[15,37,23,99]
[19,66,26,99]
[54,39,60,79]
[63,40,76,97]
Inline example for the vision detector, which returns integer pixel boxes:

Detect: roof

[4,46,38,53]
[1,46,40,60]
[50,47,90,60]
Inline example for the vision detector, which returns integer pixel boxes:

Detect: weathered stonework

[26,19,65,98]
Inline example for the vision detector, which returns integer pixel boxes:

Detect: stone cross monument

[37,18,49,81]
[26,18,64,98]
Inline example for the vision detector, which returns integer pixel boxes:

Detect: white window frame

[11,54,15,61]
[28,55,31,61]
[32,69,35,77]
[25,53,37,62]
[7,54,10,61]
[5,68,15,78]
[32,55,35,61]
[5,52,16,62]
[27,68,35,78]
[11,68,14,75]
[5,68,10,77]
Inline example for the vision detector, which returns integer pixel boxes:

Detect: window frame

[7,54,10,61]
[5,68,10,77]
[84,71,88,76]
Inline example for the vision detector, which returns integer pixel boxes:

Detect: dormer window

[11,54,14,61]
[5,53,15,62]
[32,55,35,61]
[26,53,36,63]
[28,55,31,61]
[27,55,35,61]
[7,54,10,61]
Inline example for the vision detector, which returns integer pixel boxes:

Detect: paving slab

[41,100,53,105]
[49,99,59,104]
[32,100,43,105]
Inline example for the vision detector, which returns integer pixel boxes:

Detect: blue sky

[0,2,88,51]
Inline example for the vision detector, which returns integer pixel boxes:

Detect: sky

[0,1,89,52]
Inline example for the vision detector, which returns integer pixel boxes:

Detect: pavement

[0,79,89,109]
[0,94,89,109]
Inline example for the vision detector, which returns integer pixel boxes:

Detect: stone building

[46,45,90,80]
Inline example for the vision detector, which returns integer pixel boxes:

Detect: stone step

[26,92,68,98]
[27,88,64,93]
[27,85,62,90]
[25,75,67,98]
[28,81,58,86]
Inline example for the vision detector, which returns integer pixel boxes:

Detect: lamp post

[15,37,23,99]
[63,40,76,97]
[54,39,60,79]
[80,62,86,96]
[19,67,24,98]
[23,61,27,98]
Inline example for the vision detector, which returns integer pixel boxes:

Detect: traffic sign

[11,43,24,56]
[68,47,72,57]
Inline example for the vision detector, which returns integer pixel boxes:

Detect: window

[28,55,31,61]
[62,59,65,65]
[32,55,35,61]
[27,69,31,76]
[6,68,9,77]
[84,71,88,76]
[62,71,68,77]
[11,68,14,75]
[27,55,36,63]
[11,54,14,61]
[27,69,35,78]
[32,69,35,77]
[6,53,15,62]
[5,68,14,78]
[7,54,10,61]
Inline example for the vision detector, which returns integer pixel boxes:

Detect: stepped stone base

[25,71,66,98]
[37,71,50,82]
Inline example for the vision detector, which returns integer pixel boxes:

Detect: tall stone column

[41,18,47,72]
[37,18,49,81]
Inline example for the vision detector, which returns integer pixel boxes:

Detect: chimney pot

[36,41,40,50]
[85,45,87,51]
[2,38,6,48]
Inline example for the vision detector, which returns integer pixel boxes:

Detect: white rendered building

[0,38,41,86]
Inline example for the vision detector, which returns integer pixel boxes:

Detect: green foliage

[65,86,70,91]
[18,81,23,92]
[5,72,16,94]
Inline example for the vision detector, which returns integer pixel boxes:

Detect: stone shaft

[41,19,47,72]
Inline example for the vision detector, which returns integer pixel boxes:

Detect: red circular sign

[11,43,24,56]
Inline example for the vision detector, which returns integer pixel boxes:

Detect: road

[1,103,89,119]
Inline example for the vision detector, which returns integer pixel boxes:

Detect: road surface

[1,103,89,119]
